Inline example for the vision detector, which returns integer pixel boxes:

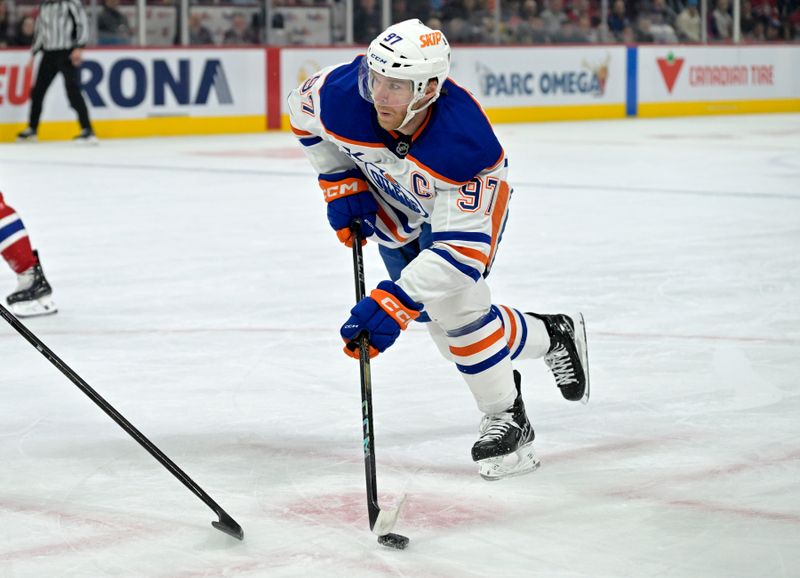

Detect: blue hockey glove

[341,280,423,359]
[319,169,377,247]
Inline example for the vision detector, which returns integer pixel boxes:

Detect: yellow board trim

[484,104,627,123]
[0,115,267,142]
[638,99,800,117]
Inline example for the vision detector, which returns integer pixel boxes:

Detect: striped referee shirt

[31,0,89,54]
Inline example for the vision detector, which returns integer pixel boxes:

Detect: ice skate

[471,370,540,481]
[16,127,37,142]
[529,312,590,403]
[73,129,99,144]
[6,251,57,318]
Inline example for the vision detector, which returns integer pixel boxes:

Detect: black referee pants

[29,49,92,132]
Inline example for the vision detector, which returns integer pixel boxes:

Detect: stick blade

[212,512,244,540]
[371,494,406,536]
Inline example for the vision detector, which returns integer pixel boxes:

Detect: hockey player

[0,192,57,317]
[288,19,589,480]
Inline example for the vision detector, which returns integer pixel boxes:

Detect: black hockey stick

[0,303,243,540]
[348,219,409,550]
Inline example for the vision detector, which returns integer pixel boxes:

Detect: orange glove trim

[343,338,380,359]
[370,288,421,330]
[320,177,369,202]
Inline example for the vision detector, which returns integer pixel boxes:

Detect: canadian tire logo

[657,52,684,94]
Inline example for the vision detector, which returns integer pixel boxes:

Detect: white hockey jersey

[288,56,513,306]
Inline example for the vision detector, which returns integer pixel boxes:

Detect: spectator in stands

[571,0,600,26]
[515,14,550,42]
[765,16,781,39]
[0,0,9,47]
[750,17,767,38]
[789,5,800,39]
[353,0,381,44]
[577,13,599,41]
[554,19,585,41]
[13,15,35,46]
[635,15,656,41]
[676,0,701,41]
[621,23,636,41]
[607,0,631,40]
[642,0,678,42]
[189,12,215,45]
[393,0,430,25]
[442,0,492,42]
[223,12,256,44]
[750,0,779,25]
[97,0,131,45]
[540,0,569,38]
[736,0,755,36]
[426,16,444,31]
[710,0,733,38]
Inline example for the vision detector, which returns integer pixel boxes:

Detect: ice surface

[1,114,799,577]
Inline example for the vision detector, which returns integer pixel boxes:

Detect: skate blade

[478,443,540,481]
[574,312,590,404]
[9,296,58,318]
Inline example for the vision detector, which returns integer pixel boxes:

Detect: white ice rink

[1,113,799,578]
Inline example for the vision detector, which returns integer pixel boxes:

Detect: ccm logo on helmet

[419,31,443,47]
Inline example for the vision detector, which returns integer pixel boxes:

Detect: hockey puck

[377,533,410,550]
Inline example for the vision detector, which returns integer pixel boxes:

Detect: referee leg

[58,51,93,132]
[28,51,61,131]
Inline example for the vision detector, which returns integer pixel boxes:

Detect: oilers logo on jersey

[341,147,430,219]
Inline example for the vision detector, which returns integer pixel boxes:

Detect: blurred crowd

[1,0,799,47]
[365,0,800,43]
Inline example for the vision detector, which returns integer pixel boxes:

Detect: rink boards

[0,44,798,141]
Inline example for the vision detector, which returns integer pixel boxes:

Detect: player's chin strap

[398,90,440,131]
[349,219,410,550]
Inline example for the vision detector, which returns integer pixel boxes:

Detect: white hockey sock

[446,308,516,414]
[495,305,551,360]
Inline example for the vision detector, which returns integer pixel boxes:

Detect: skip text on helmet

[419,32,443,48]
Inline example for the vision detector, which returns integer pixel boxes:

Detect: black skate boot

[6,250,57,317]
[471,370,539,481]
[16,127,37,142]
[73,128,98,144]
[529,312,590,403]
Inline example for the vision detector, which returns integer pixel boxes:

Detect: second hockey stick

[0,302,244,540]
[348,219,409,550]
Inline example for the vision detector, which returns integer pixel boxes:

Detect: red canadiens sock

[1,237,37,274]
[0,203,37,274]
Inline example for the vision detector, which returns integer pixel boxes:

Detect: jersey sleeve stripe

[442,242,489,266]
[428,247,482,282]
[431,231,492,245]
[319,122,384,149]
[299,136,323,147]
[487,181,511,268]
[319,168,365,182]
[290,125,313,136]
